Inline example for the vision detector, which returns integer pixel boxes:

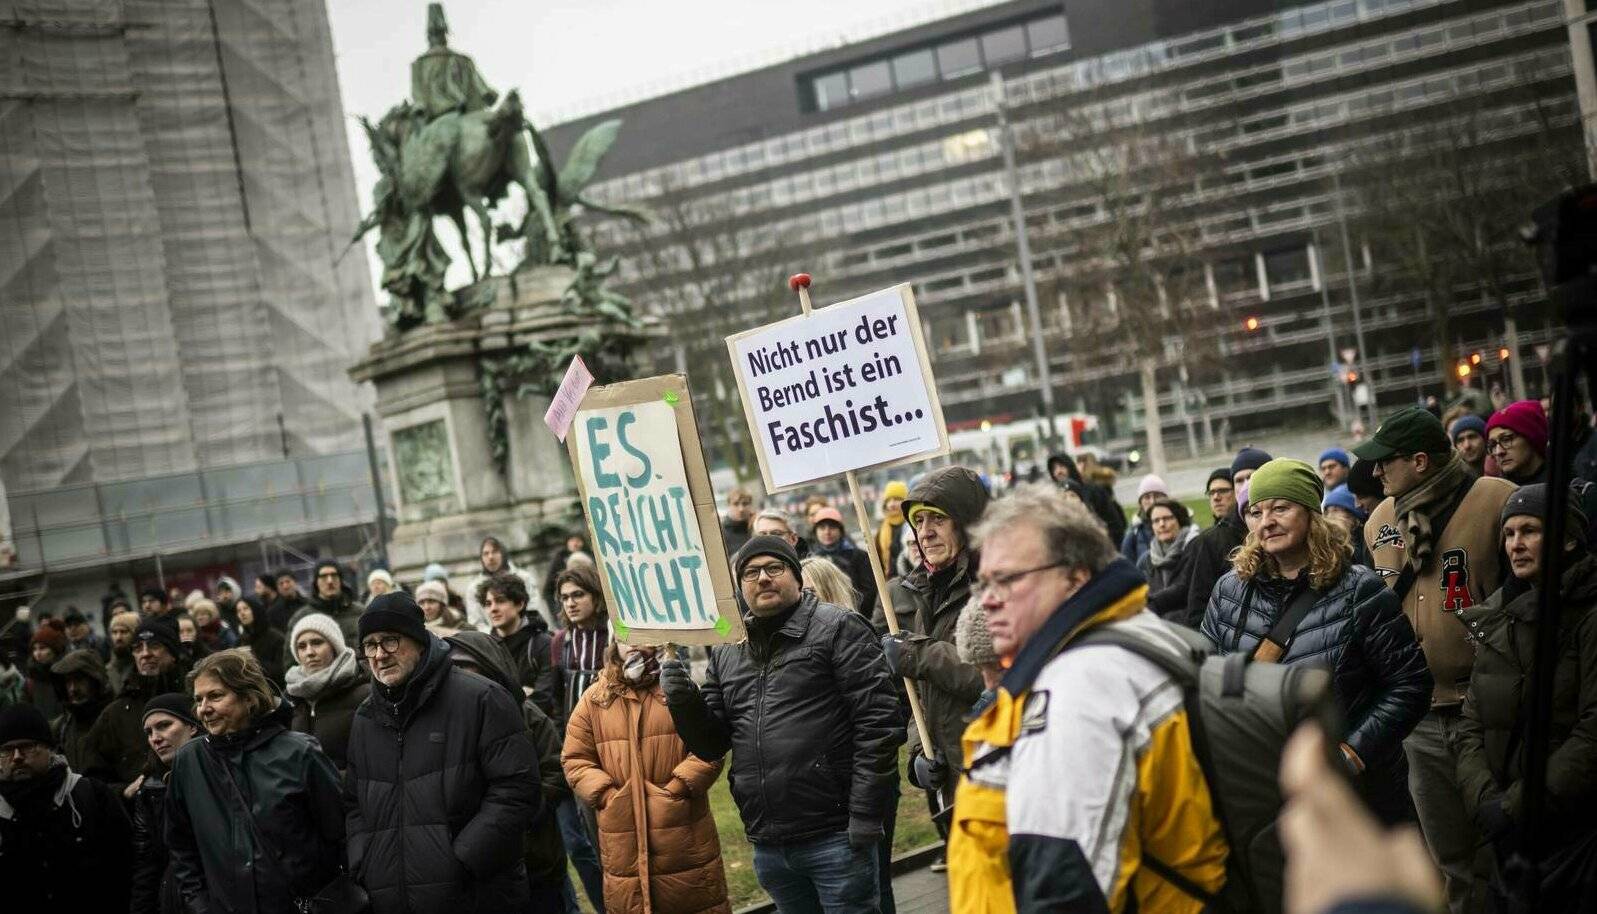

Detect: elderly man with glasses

[661,535,902,914]
[1354,405,1516,914]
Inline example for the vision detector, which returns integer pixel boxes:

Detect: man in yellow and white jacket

[949,483,1228,914]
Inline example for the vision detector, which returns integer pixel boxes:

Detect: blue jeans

[753,832,880,914]
[556,795,606,913]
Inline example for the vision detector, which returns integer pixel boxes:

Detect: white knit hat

[414,580,448,605]
[289,612,346,655]
[954,598,998,666]
[367,568,395,589]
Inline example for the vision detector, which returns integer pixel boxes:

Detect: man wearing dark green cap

[1353,405,1515,913]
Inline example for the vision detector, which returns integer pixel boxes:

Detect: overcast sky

[327,0,1003,281]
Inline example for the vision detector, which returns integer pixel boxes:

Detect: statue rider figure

[411,4,496,122]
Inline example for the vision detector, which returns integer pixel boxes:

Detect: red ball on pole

[788,273,812,291]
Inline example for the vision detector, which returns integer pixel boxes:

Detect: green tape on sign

[612,620,630,640]
[663,391,679,405]
[714,616,731,636]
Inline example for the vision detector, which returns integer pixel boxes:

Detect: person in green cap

[1201,458,1431,826]
[1352,405,1515,912]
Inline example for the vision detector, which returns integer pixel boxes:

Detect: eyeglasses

[559,590,590,604]
[976,561,1066,600]
[360,635,403,656]
[1,741,43,759]
[1375,453,1413,469]
[740,562,790,583]
[1485,432,1520,455]
[1207,486,1234,498]
[316,571,341,580]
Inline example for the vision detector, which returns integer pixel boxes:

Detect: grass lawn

[1126,496,1212,527]
[572,745,941,911]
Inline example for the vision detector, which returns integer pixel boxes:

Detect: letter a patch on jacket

[1440,549,1472,612]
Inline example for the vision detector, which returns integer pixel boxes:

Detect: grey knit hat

[954,598,998,666]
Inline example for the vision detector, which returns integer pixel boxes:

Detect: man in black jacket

[1047,453,1125,545]
[0,703,132,909]
[345,592,542,914]
[82,616,191,792]
[289,561,365,644]
[1182,450,1272,627]
[662,535,903,914]
[477,572,557,717]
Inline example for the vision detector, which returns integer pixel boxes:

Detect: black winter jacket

[48,647,110,772]
[344,635,542,914]
[166,700,345,914]
[0,759,132,909]
[1181,513,1248,628]
[289,585,365,644]
[131,770,183,914]
[287,649,371,771]
[666,592,904,844]
[1047,453,1126,545]
[83,664,190,790]
[1202,565,1432,823]
[1453,552,1597,836]
[495,610,557,717]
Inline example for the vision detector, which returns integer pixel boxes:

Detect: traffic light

[1344,370,1360,384]
[1243,316,1260,332]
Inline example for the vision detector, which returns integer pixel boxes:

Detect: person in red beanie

[25,618,69,720]
[1485,400,1550,485]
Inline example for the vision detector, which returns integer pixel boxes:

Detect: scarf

[877,515,902,569]
[284,648,363,702]
[1392,452,1471,573]
[1145,524,1199,569]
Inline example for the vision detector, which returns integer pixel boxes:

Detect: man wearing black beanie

[79,614,191,791]
[1178,448,1272,627]
[660,534,904,911]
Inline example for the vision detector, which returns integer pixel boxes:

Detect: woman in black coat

[129,693,203,914]
[232,596,286,687]
[285,614,371,772]
[1137,497,1199,620]
[1202,459,1431,825]
[166,650,346,914]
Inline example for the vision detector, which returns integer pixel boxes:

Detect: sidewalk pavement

[892,865,950,914]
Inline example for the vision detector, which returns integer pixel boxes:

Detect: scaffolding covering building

[0,0,381,592]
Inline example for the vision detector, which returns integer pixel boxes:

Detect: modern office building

[1,1,383,609]
[546,0,1579,475]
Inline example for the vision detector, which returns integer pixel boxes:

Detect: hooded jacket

[1202,565,1432,824]
[1048,453,1127,545]
[564,665,731,914]
[286,648,371,771]
[891,467,989,779]
[446,630,570,890]
[494,610,557,717]
[289,581,365,645]
[344,634,542,914]
[166,699,345,914]
[665,591,904,844]
[0,755,132,909]
[48,648,110,772]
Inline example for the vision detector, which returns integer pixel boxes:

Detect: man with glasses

[661,535,902,914]
[1354,405,1515,914]
[945,483,1226,912]
[289,560,365,645]
[344,591,542,914]
[83,616,190,791]
[0,703,132,909]
[1182,457,1262,628]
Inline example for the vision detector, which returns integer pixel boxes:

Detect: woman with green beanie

[1201,458,1432,825]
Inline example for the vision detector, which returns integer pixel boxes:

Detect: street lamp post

[1332,168,1375,426]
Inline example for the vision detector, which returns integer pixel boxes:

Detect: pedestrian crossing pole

[789,272,937,758]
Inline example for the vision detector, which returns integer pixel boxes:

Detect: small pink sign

[544,356,594,442]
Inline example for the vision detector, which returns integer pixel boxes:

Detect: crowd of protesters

[1,393,1594,914]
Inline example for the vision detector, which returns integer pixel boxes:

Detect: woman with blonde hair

[563,640,730,914]
[801,555,858,611]
[1201,459,1431,824]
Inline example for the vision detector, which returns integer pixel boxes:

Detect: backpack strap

[550,627,566,667]
[1253,584,1321,664]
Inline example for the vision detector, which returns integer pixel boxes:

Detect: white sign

[570,399,721,632]
[727,284,948,491]
[544,356,594,442]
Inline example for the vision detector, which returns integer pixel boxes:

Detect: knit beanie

[731,535,803,581]
[1206,467,1234,488]
[1317,447,1351,469]
[1237,480,1251,514]
[1486,400,1549,456]
[1449,415,1486,442]
[881,480,909,506]
[1246,459,1324,514]
[1501,483,1590,547]
[954,600,998,667]
[1322,484,1368,523]
[142,692,202,731]
[289,613,347,655]
[415,580,449,605]
[1231,447,1274,476]
[0,704,52,748]
[1136,474,1169,499]
[367,568,395,590]
[359,591,430,647]
[30,618,68,655]
[422,563,449,582]
[134,616,183,658]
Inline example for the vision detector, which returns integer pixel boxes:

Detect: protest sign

[565,374,743,646]
[726,284,948,492]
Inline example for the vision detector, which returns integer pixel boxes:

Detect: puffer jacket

[893,467,989,783]
[48,648,111,772]
[286,648,371,771]
[1453,552,1597,836]
[166,699,345,914]
[1202,565,1432,823]
[344,635,541,914]
[131,770,183,914]
[288,585,365,645]
[564,669,730,914]
[666,592,904,844]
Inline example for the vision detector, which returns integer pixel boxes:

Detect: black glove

[847,816,884,850]
[880,633,907,677]
[1476,794,1514,843]
[908,750,947,792]
[659,657,698,707]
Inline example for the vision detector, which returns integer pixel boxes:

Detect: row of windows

[807,13,1071,112]
[585,0,1467,205]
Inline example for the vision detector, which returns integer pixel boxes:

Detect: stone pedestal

[349,265,593,589]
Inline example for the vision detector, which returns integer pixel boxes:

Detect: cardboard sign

[726,284,948,492]
[566,374,743,645]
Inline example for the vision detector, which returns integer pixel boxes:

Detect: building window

[982,25,1027,66]
[1027,15,1069,54]
[813,71,848,111]
[893,48,937,88]
[849,60,892,100]
[1263,247,1313,291]
[938,37,982,78]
